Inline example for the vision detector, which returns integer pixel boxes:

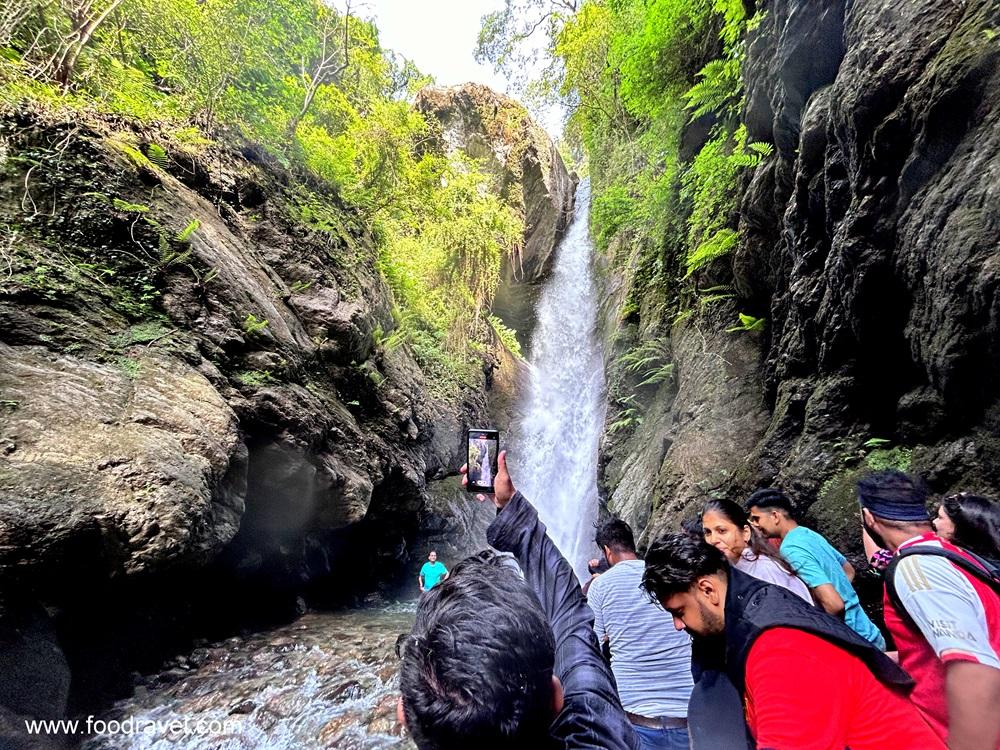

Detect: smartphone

[466,428,500,493]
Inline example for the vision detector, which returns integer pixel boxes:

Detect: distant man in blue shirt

[587,518,693,750]
[746,488,886,649]
[418,550,448,593]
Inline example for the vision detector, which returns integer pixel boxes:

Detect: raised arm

[465,452,638,750]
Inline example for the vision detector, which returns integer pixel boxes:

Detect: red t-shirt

[744,628,944,749]
[883,533,1000,745]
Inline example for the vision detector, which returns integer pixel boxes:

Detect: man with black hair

[396,451,638,750]
[587,518,692,750]
[859,469,1000,749]
[746,487,885,648]
[641,533,944,749]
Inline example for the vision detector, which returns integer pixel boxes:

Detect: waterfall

[511,179,606,581]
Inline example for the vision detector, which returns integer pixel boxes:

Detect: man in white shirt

[587,518,693,750]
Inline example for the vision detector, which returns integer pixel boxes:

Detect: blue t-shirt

[780,526,886,649]
[420,561,448,590]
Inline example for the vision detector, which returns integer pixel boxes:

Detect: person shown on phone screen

[396,450,639,749]
[479,443,492,487]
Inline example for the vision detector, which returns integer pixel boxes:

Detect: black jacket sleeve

[487,491,640,750]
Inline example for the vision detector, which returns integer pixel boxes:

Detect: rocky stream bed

[79,605,416,750]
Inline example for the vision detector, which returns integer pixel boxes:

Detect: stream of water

[82,181,604,749]
[81,605,417,750]
[512,179,606,580]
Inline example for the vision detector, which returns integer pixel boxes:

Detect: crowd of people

[397,450,1000,749]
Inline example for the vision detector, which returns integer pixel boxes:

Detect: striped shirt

[587,559,693,718]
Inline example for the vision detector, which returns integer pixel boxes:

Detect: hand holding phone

[460,430,515,509]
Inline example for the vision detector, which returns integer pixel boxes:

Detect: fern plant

[144,143,169,170]
[608,395,643,435]
[242,313,269,335]
[619,338,674,387]
[684,57,742,120]
[175,219,201,243]
[685,229,738,278]
[726,312,765,332]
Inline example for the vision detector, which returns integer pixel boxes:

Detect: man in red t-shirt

[642,533,944,750]
[859,470,1000,750]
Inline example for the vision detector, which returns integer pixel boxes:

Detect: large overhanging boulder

[415,83,577,350]
[0,344,247,592]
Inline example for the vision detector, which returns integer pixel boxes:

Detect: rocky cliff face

[415,83,577,351]
[0,108,494,727]
[601,0,1000,556]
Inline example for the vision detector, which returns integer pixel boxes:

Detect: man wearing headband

[859,469,1000,750]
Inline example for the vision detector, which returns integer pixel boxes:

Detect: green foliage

[684,57,741,120]
[175,219,200,243]
[116,355,142,379]
[686,228,738,278]
[682,126,771,277]
[112,198,149,213]
[619,338,674,388]
[608,395,643,435]
[145,143,168,170]
[110,322,172,348]
[726,312,765,332]
[476,0,773,342]
[236,369,275,386]
[863,437,892,449]
[591,184,636,251]
[866,446,913,472]
[488,315,522,358]
[1,0,555,397]
[242,314,269,336]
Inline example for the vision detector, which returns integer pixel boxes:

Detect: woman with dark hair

[702,498,813,603]
[933,493,1000,564]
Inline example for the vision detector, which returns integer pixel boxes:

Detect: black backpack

[885,545,1000,625]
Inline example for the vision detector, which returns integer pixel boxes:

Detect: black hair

[680,518,705,543]
[594,517,636,554]
[745,487,795,516]
[641,533,728,603]
[942,493,1000,562]
[399,553,556,749]
[702,498,797,575]
[587,557,610,576]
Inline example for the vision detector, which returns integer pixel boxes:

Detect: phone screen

[467,429,500,493]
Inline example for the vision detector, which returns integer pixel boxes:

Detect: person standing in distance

[418,550,448,593]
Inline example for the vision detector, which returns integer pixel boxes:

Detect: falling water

[512,180,606,581]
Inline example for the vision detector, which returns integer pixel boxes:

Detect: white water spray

[512,180,606,581]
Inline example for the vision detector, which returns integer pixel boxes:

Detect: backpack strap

[885,545,1000,626]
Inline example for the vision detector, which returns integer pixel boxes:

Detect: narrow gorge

[1,0,999,747]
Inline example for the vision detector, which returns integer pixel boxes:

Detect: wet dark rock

[326,680,364,703]
[600,0,1000,557]
[0,102,508,722]
[228,699,256,715]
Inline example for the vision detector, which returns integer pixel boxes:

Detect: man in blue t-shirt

[419,550,449,593]
[746,488,886,649]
